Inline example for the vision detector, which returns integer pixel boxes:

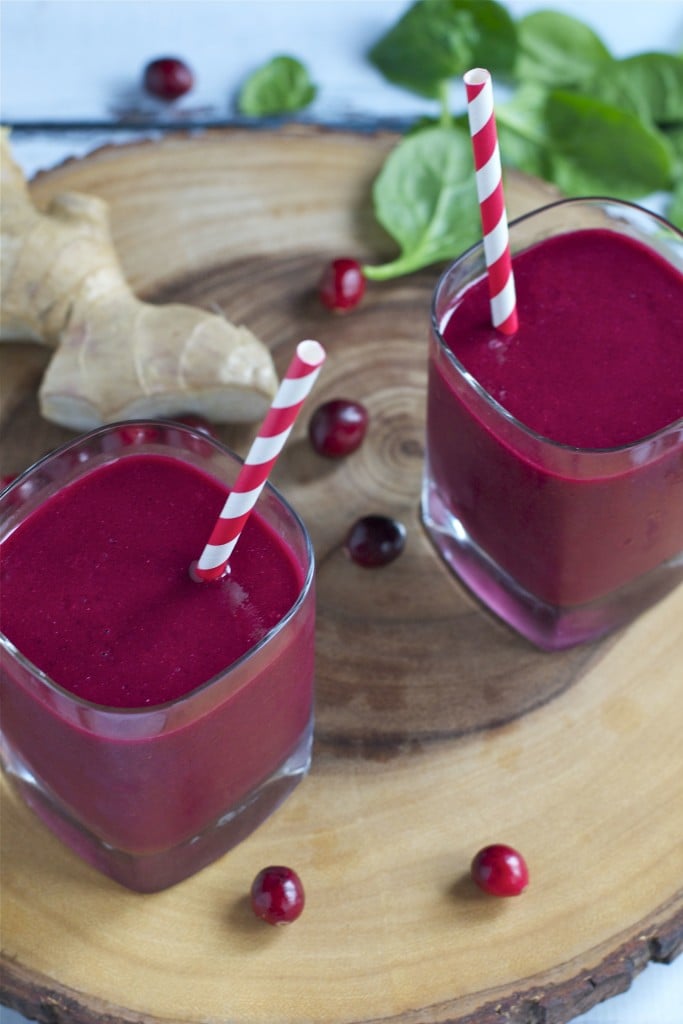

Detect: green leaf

[667,180,683,229]
[496,84,555,179]
[664,124,683,164]
[515,11,612,88]
[238,55,316,116]
[586,53,683,126]
[497,85,678,198]
[368,0,517,100]
[664,125,683,226]
[362,0,682,283]
[546,91,675,199]
[363,125,481,280]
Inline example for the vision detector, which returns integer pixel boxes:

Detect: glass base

[1,715,313,893]
[421,475,683,651]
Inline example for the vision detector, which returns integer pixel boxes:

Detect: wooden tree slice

[1,127,682,1024]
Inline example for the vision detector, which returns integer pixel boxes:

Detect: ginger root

[0,129,278,430]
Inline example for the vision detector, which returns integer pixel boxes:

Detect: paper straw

[193,339,326,582]
[463,68,518,335]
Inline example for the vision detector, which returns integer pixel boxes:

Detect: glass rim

[0,419,315,718]
[431,195,683,456]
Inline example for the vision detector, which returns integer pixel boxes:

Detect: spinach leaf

[496,84,676,200]
[497,84,678,199]
[238,56,316,116]
[514,11,612,88]
[586,53,683,126]
[546,91,675,199]
[362,125,481,280]
[667,180,683,228]
[363,3,683,281]
[664,124,683,164]
[368,0,516,100]
[496,84,555,180]
[664,125,683,218]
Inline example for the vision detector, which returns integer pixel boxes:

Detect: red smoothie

[440,230,683,449]
[424,201,683,648]
[1,454,304,707]
[0,425,315,889]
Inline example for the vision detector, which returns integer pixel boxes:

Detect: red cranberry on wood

[250,865,305,925]
[345,515,406,568]
[318,258,366,312]
[308,399,369,458]
[115,424,162,446]
[172,415,218,439]
[471,844,529,897]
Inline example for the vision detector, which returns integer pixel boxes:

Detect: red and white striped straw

[463,68,518,335]
[193,339,326,582]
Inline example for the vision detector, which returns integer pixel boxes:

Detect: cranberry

[115,424,162,446]
[1,473,17,490]
[319,258,366,312]
[143,57,194,100]
[308,399,369,458]
[345,515,406,568]
[172,415,218,438]
[250,865,305,925]
[471,844,529,897]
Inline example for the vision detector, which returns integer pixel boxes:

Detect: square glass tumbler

[422,198,683,651]
[0,422,316,891]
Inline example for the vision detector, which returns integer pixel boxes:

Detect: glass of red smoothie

[422,198,683,650]
[0,421,316,891]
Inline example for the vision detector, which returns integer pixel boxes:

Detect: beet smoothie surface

[422,198,683,651]
[0,423,316,891]
[1,455,303,707]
